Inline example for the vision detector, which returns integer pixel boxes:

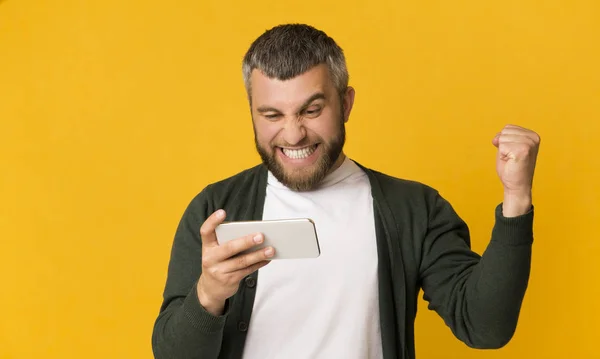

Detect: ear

[342,86,356,123]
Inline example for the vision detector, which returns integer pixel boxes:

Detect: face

[250,64,355,191]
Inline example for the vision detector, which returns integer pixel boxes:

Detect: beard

[255,116,346,192]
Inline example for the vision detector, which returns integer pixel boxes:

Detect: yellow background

[1,0,598,358]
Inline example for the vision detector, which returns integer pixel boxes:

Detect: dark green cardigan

[152,162,533,359]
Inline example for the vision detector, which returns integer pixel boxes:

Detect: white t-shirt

[242,157,383,359]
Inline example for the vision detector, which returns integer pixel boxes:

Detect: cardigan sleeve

[419,191,533,349]
[152,188,228,359]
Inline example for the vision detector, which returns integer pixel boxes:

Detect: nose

[282,118,307,146]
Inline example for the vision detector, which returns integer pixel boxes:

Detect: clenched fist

[492,125,541,217]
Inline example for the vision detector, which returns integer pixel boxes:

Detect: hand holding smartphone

[197,209,274,316]
[215,218,320,260]
[196,211,320,316]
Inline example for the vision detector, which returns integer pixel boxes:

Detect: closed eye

[302,107,322,117]
[264,113,282,120]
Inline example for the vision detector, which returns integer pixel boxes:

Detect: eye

[304,107,322,117]
[264,113,281,120]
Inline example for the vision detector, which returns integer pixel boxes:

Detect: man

[152,24,539,359]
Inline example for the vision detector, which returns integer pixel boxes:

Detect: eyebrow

[256,92,326,114]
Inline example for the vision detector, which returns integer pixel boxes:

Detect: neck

[328,152,347,174]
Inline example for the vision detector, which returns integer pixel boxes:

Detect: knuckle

[237,255,248,268]
[208,266,220,277]
[199,226,211,238]
[202,253,214,267]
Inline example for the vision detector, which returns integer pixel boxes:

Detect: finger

[501,124,533,132]
[214,232,267,262]
[492,132,501,147]
[199,209,227,248]
[496,136,538,161]
[230,260,271,281]
[501,124,524,129]
[221,245,275,273]
[500,126,541,144]
[496,133,536,146]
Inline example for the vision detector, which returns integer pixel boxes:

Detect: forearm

[459,204,533,347]
[152,284,227,359]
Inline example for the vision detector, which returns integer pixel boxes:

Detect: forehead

[250,64,334,108]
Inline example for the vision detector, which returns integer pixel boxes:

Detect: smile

[281,145,318,159]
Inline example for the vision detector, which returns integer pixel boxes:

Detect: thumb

[492,132,500,147]
[200,209,227,247]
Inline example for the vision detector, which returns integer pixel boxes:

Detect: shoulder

[357,163,439,200]
[372,169,433,191]
[186,164,266,210]
[205,164,265,194]
[354,162,449,221]
[359,164,465,228]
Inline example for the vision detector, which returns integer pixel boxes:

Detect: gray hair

[242,24,349,102]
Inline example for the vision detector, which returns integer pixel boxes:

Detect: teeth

[282,145,316,159]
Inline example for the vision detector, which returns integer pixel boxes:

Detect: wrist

[197,281,225,316]
[503,189,532,217]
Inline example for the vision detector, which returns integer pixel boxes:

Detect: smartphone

[215,218,320,259]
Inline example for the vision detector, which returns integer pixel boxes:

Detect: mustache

[273,142,318,148]
[270,139,321,148]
